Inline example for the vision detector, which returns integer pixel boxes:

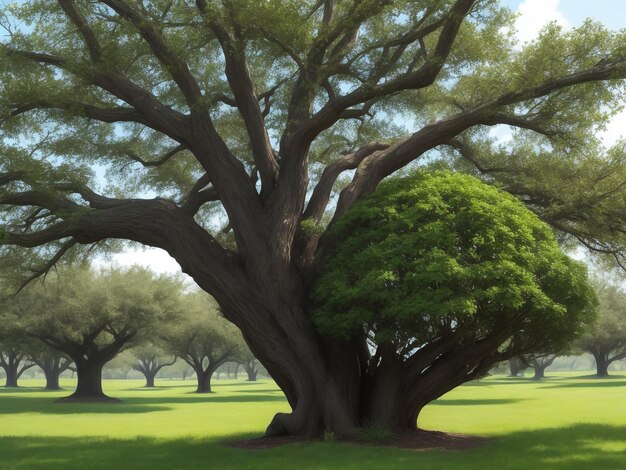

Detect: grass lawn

[0,372,625,469]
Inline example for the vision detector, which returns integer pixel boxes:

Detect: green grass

[1,372,625,469]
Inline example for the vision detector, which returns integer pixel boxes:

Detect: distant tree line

[507,276,626,380]
[0,266,262,400]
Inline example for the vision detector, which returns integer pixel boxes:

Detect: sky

[102,0,626,275]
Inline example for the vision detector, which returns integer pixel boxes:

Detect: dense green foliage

[0,374,625,469]
[314,171,596,354]
[4,267,182,352]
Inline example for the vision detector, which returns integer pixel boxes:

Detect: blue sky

[502,0,625,31]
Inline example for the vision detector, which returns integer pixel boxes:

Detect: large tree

[162,291,243,393]
[10,266,181,400]
[578,279,626,377]
[0,1,624,435]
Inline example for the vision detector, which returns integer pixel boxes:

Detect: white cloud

[514,0,570,43]
[95,247,185,276]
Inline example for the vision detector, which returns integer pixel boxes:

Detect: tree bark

[593,352,610,378]
[4,367,19,388]
[195,369,213,393]
[145,372,156,388]
[243,360,258,381]
[44,370,61,390]
[60,357,112,401]
[532,366,546,381]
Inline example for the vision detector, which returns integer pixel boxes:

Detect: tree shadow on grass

[1,424,625,469]
[0,386,52,394]
[0,396,170,414]
[431,398,523,406]
[0,392,285,415]
[541,379,626,389]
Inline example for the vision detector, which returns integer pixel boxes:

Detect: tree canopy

[314,171,595,352]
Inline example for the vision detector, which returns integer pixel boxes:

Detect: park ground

[0,372,625,469]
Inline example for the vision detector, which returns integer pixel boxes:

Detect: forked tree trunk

[529,355,556,381]
[195,368,215,393]
[1,353,33,388]
[36,357,71,391]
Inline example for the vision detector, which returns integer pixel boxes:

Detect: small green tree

[578,279,626,377]
[11,266,182,401]
[313,171,596,429]
[162,292,243,393]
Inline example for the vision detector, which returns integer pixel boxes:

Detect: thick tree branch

[99,0,203,107]
[124,144,186,168]
[304,142,389,222]
[58,0,102,62]
[209,22,279,197]
[2,47,191,143]
[334,56,626,218]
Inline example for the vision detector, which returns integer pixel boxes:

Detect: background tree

[0,1,624,435]
[0,336,35,388]
[28,343,73,390]
[313,171,596,430]
[508,357,527,378]
[577,279,626,377]
[12,266,182,401]
[131,343,176,388]
[523,354,558,381]
[162,292,243,393]
[238,348,259,382]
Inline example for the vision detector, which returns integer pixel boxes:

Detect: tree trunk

[594,353,610,377]
[144,372,156,388]
[244,361,258,381]
[4,367,19,388]
[509,357,526,377]
[61,358,111,401]
[195,369,213,393]
[532,366,546,381]
[43,367,62,390]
